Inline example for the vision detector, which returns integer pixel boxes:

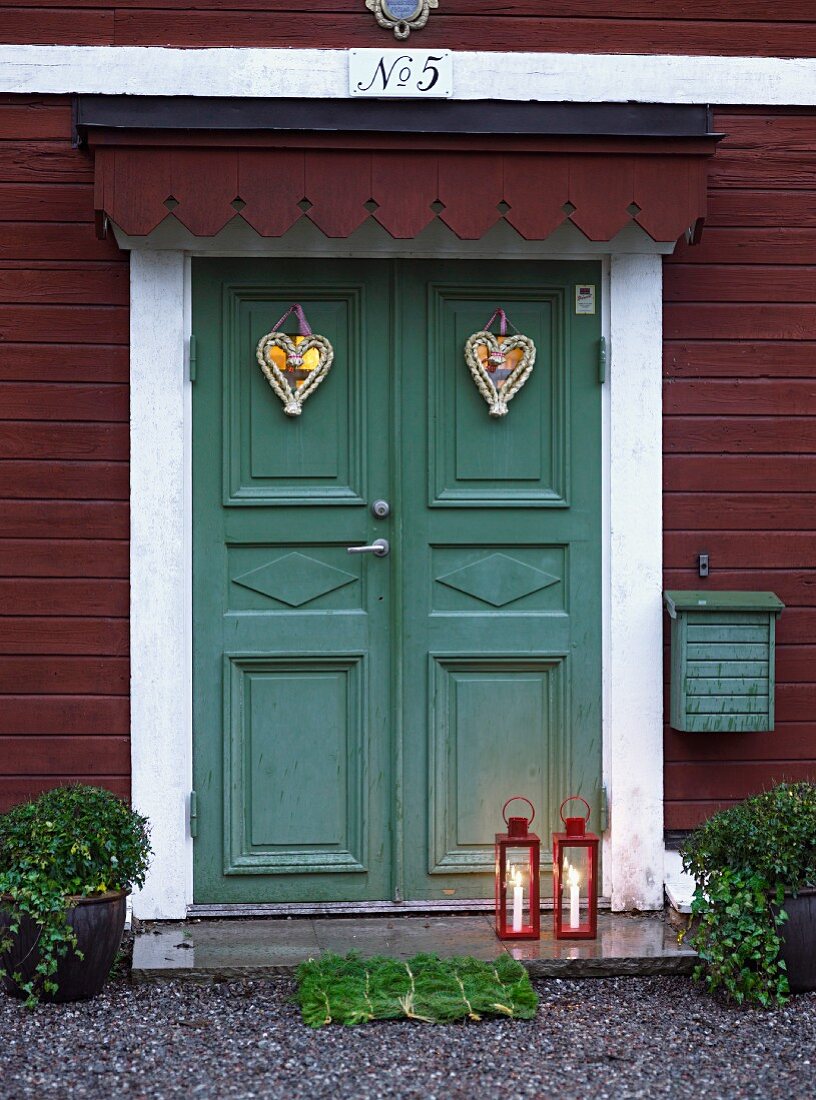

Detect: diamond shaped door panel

[232,551,358,609]
[432,547,565,613]
[436,552,559,608]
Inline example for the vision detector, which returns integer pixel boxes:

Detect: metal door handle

[347,538,390,557]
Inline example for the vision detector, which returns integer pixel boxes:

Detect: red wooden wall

[664,108,816,828]
[2,1,816,55]
[0,95,129,812]
[1,95,815,832]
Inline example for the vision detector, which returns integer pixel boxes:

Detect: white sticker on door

[575,285,596,315]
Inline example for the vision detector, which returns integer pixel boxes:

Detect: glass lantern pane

[559,845,591,932]
[504,846,534,934]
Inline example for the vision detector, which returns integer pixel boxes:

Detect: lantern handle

[560,795,591,826]
[502,796,535,827]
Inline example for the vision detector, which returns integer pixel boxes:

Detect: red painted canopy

[89,131,716,243]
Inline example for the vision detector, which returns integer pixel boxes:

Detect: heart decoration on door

[464,308,536,418]
[256,303,335,417]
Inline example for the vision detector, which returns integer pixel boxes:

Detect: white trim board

[2,45,816,105]
[607,254,664,910]
[129,238,663,919]
[130,250,193,921]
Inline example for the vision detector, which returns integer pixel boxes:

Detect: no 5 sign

[349,49,452,98]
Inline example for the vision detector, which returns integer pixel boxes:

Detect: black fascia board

[74,95,717,143]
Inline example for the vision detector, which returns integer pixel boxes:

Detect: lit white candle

[568,864,580,928]
[512,867,524,932]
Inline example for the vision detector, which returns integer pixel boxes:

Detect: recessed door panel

[429,657,563,876]
[429,287,568,506]
[225,288,365,504]
[224,656,367,875]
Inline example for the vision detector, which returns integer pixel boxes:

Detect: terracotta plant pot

[0,890,128,1003]
[778,888,816,994]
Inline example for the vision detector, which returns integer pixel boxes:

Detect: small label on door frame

[575,284,596,315]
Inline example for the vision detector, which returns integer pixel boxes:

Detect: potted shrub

[681,782,816,1006]
[0,784,151,1005]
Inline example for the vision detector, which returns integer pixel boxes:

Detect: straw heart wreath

[464,308,536,418]
[256,303,334,417]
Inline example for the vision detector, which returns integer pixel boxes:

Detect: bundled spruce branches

[295,952,538,1028]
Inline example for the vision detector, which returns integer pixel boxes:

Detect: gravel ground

[2,969,816,1099]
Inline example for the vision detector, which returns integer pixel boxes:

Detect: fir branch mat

[295,952,538,1028]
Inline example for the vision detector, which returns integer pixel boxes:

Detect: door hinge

[598,785,608,832]
[598,336,607,384]
[189,790,198,839]
[188,334,197,382]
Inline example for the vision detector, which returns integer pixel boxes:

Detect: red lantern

[553,796,599,940]
[494,796,541,940]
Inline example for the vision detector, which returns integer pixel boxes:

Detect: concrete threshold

[131,912,696,985]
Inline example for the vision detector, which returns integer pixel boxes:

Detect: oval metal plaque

[365,0,438,39]
[383,0,423,17]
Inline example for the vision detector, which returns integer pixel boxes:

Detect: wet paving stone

[132,912,695,984]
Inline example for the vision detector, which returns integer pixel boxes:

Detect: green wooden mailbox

[664,591,784,733]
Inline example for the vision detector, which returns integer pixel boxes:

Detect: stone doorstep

[131,912,696,985]
[664,849,696,915]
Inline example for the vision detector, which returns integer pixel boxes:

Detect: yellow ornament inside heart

[475,337,523,389]
[268,336,321,389]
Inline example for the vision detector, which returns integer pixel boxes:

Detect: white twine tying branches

[398,961,434,1023]
[463,306,536,418]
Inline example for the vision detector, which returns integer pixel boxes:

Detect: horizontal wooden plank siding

[2,94,815,838]
[664,108,816,830]
[4,3,816,54]
[0,95,129,812]
[0,776,129,809]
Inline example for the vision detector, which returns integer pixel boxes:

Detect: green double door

[192,258,601,905]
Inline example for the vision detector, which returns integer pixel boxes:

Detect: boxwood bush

[0,784,151,1004]
[681,782,816,1006]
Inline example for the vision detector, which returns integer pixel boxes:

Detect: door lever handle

[347,538,390,557]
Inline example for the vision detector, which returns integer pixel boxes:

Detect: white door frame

[129,237,663,919]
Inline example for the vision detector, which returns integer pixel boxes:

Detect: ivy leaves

[681,783,816,1008]
[690,870,789,1008]
[0,785,152,1006]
